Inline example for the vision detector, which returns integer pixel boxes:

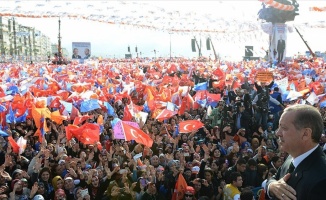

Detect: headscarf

[52,176,63,191]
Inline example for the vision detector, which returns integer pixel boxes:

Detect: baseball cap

[64,177,73,181]
[247,149,253,154]
[58,160,65,165]
[156,165,164,172]
[33,195,45,200]
[191,166,200,174]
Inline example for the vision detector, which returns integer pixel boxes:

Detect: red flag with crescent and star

[179,120,204,133]
[155,109,177,121]
[121,122,153,147]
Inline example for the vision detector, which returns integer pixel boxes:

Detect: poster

[270,23,287,62]
[71,42,91,59]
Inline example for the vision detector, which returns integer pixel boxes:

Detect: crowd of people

[0,57,325,200]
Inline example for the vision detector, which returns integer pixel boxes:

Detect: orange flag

[31,105,51,128]
[151,108,162,119]
[144,86,155,110]
[51,110,67,125]
[172,174,188,200]
[179,120,204,133]
[97,115,104,125]
[121,122,153,147]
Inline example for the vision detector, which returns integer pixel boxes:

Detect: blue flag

[6,106,15,124]
[0,130,8,137]
[60,100,73,113]
[16,110,28,123]
[320,101,326,108]
[194,81,208,91]
[0,105,7,113]
[196,99,207,107]
[104,102,116,116]
[143,102,151,113]
[80,99,101,112]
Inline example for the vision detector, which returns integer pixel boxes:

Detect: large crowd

[0,57,325,200]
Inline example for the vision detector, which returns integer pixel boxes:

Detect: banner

[113,121,140,139]
[72,42,91,59]
[270,23,287,62]
[256,72,273,83]
[275,77,288,93]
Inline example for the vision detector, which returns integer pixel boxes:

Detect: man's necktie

[288,162,295,173]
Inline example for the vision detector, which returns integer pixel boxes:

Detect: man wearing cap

[269,87,283,130]
[64,177,76,200]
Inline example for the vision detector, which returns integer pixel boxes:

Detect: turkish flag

[65,124,79,141]
[155,109,177,121]
[167,63,178,74]
[70,106,80,121]
[179,120,204,133]
[122,106,133,121]
[69,123,100,145]
[56,90,70,100]
[8,136,20,154]
[50,97,61,108]
[212,67,225,79]
[73,115,92,126]
[122,122,153,147]
[207,93,221,103]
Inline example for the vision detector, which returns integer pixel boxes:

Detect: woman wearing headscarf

[51,176,64,199]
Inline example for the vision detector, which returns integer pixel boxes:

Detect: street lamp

[169,32,173,60]
[153,49,159,58]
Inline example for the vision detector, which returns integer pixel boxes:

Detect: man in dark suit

[277,35,285,62]
[84,48,91,59]
[267,104,326,200]
[72,48,81,59]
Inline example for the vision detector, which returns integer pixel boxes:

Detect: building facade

[0,16,52,62]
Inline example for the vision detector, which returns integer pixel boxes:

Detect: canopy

[1,1,325,35]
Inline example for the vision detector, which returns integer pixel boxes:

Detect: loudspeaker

[206,38,211,50]
[135,46,138,53]
[191,39,196,52]
[245,46,253,57]
[128,46,130,52]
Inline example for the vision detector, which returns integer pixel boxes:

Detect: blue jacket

[269,92,282,114]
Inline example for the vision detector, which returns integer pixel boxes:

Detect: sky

[8,1,326,60]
